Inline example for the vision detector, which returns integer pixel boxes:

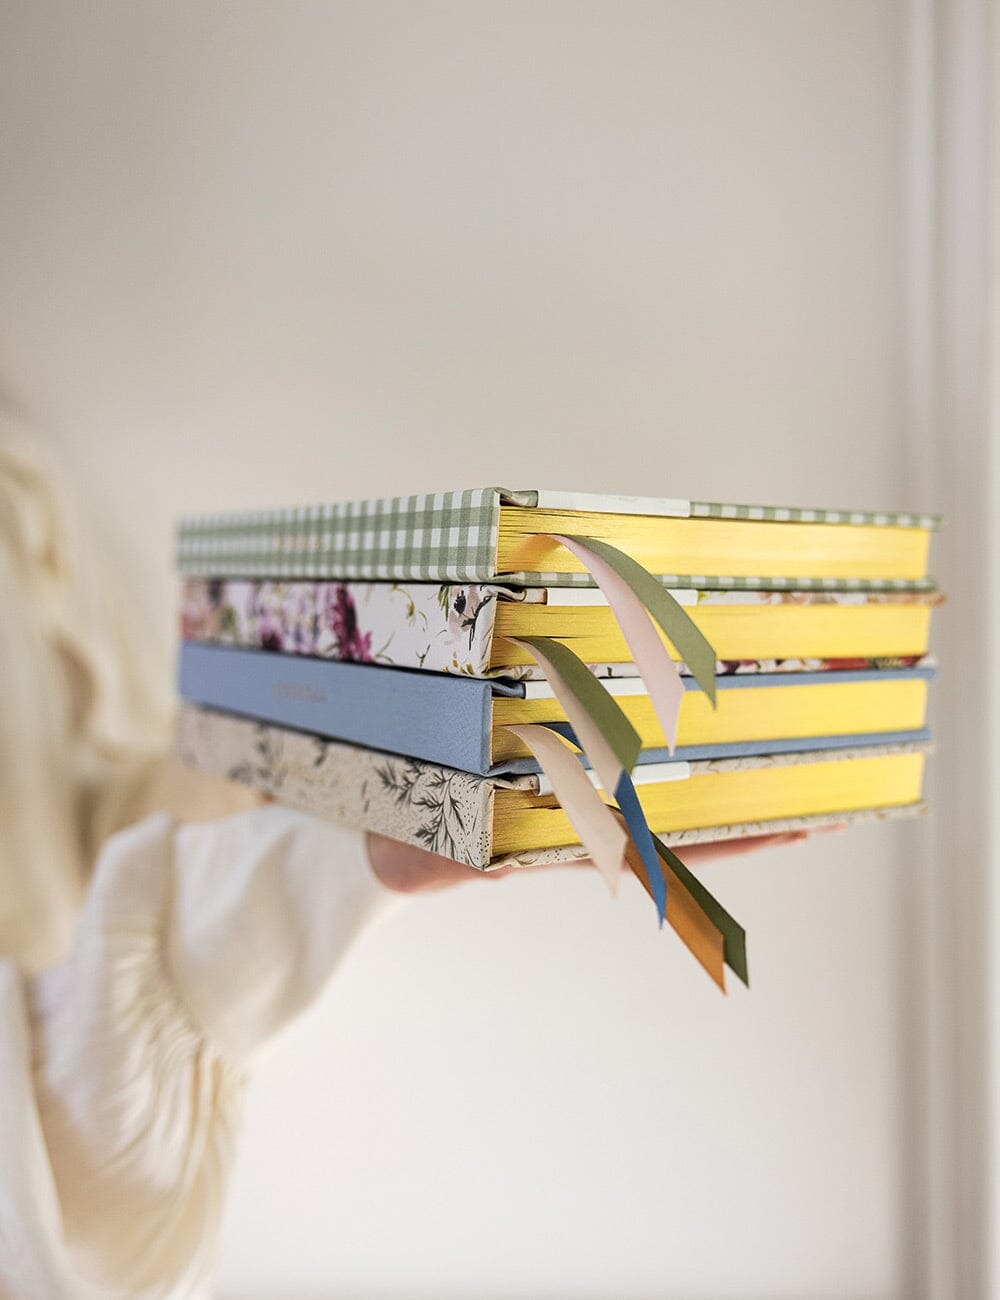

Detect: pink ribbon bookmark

[548,533,685,753]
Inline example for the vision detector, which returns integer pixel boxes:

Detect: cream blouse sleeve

[0,806,399,1300]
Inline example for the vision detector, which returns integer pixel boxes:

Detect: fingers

[368,822,832,893]
[366,833,487,892]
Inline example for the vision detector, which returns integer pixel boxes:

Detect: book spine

[177,705,497,869]
[180,578,505,678]
[176,488,503,581]
[177,642,496,775]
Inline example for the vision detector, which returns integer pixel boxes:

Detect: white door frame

[902,2,991,1296]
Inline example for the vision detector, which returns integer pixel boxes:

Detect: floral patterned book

[180,578,940,681]
[176,487,939,588]
[177,704,929,871]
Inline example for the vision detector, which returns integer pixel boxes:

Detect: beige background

[0,3,963,1298]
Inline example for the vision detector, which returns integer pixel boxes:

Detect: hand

[365,829,819,894]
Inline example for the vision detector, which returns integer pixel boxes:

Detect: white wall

[0,3,934,1297]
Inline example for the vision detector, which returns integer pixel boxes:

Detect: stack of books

[175,488,939,989]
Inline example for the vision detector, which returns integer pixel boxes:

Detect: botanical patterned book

[180,578,941,680]
[176,487,939,588]
[177,704,930,871]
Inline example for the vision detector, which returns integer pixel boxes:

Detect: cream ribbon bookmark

[504,635,640,798]
[504,724,626,895]
[547,533,686,752]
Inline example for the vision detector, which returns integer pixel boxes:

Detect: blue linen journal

[178,642,933,778]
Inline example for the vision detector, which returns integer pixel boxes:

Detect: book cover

[177,641,933,777]
[176,487,939,587]
[177,704,929,871]
[181,577,940,680]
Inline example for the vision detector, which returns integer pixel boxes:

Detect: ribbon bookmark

[548,533,685,752]
[505,635,641,797]
[516,717,744,992]
[548,534,718,708]
[612,766,668,925]
[535,719,668,927]
[653,834,749,987]
[504,724,627,895]
[622,833,727,992]
[614,790,747,989]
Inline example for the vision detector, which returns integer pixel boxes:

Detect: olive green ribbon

[508,635,642,787]
[653,833,749,986]
[555,534,719,706]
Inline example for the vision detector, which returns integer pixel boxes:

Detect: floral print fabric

[181,580,516,678]
[177,705,928,870]
[181,580,938,682]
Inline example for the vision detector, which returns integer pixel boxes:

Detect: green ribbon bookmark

[557,534,719,706]
[513,635,642,777]
[652,833,749,987]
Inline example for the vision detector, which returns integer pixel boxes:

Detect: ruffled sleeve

[166,804,402,1060]
[6,805,399,1299]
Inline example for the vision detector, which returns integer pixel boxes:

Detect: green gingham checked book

[176,487,939,590]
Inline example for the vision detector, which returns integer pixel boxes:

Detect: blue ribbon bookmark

[613,768,668,927]
[540,721,667,925]
[537,721,747,986]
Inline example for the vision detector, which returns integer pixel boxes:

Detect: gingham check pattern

[176,488,502,581]
[690,502,940,529]
[507,573,938,591]
[176,486,940,587]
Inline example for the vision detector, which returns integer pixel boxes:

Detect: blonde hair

[0,408,175,969]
